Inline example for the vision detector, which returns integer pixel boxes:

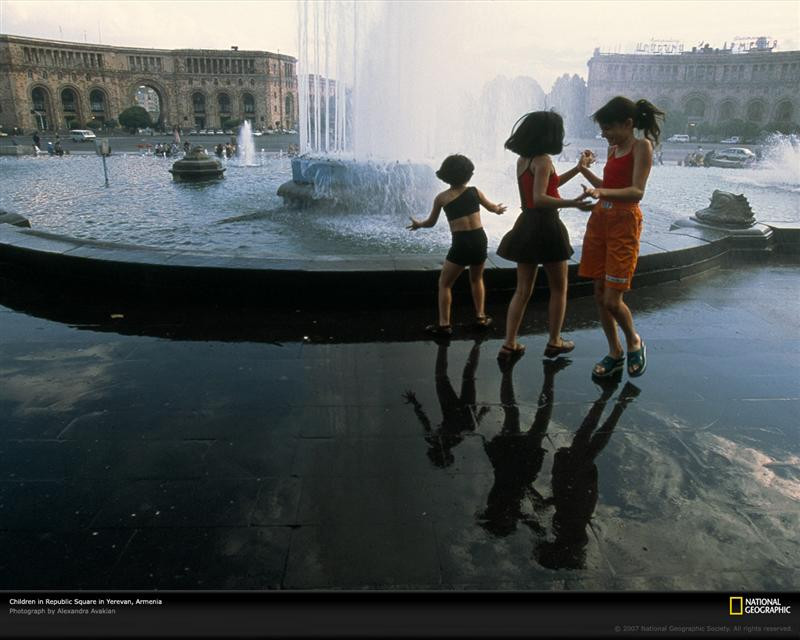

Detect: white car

[667,134,690,143]
[198,129,208,135]
[715,147,755,160]
[223,130,233,135]
[70,129,97,142]
[215,129,224,135]
[252,130,263,136]
[720,136,742,144]
[189,129,198,135]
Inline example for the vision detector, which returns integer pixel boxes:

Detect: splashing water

[235,120,259,167]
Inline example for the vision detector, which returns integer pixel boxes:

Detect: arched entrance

[217,92,231,128]
[242,92,255,124]
[192,92,206,130]
[134,84,164,130]
[89,88,108,127]
[284,94,294,129]
[746,100,766,123]
[60,87,82,129]
[30,86,53,131]
[718,100,736,122]
[774,100,794,124]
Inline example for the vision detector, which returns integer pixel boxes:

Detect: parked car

[215,129,224,135]
[198,129,208,135]
[708,147,756,168]
[70,129,97,142]
[720,136,742,144]
[667,134,690,143]
[253,130,263,136]
[223,129,233,135]
[188,129,198,135]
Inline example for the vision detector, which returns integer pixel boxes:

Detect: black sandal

[497,343,526,368]
[474,314,493,330]
[425,324,452,337]
[543,339,575,359]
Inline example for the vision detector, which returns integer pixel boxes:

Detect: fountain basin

[169,146,225,181]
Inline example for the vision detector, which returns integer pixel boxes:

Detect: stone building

[0,34,299,132]
[586,41,800,129]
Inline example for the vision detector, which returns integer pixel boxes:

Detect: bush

[104,119,118,130]
[118,106,152,133]
[85,119,103,130]
[662,110,689,139]
[222,118,241,130]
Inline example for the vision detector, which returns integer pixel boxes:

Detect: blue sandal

[627,341,647,377]
[592,355,625,378]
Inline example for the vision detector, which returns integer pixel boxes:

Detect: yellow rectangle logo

[730,597,744,615]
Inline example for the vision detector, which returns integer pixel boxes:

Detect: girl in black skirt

[497,111,594,364]
[408,154,507,336]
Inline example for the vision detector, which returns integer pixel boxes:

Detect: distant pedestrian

[183,141,191,154]
[32,131,41,153]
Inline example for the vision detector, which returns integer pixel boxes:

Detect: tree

[118,106,152,133]
[222,118,241,130]
[85,119,103,130]
[104,119,118,130]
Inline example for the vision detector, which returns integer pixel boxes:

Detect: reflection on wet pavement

[0,262,798,590]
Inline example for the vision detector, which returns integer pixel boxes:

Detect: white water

[235,120,259,167]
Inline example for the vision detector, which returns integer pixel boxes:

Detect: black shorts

[446,228,488,266]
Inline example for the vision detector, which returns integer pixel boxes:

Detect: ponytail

[634,99,665,145]
[593,96,665,145]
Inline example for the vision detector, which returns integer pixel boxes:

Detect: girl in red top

[578,96,664,378]
[497,111,594,365]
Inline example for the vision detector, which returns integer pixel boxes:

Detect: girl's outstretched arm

[530,156,593,210]
[557,150,593,185]
[475,188,506,215]
[578,149,603,187]
[407,195,443,229]
[584,139,653,202]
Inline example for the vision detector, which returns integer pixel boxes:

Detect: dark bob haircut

[435,154,474,186]
[592,96,665,145]
[504,110,564,157]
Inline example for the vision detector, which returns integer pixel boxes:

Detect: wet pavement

[0,258,798,591]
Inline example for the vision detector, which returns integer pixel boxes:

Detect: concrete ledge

[0,221,796,308]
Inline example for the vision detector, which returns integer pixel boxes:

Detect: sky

[1,0,798,90]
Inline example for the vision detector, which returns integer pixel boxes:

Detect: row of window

[602,61,800,83]
[22,47,104,69]
[677,97,794,121]
[185,57,255,75]
[128,56,164,72]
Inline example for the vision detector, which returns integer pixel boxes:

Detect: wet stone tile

[0,529,133,589]
[249,477,302,526]
[0,480,110,532]
[202,436,297,478]
[109,526,290,589]
[89,478,261,529]
[284,521,440,589]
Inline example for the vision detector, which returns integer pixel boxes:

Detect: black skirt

[496,207,574,264]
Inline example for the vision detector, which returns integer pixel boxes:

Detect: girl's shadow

[403,340,490,468]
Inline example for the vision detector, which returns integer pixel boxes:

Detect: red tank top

[518,165,560,209]
[602,147,635,195]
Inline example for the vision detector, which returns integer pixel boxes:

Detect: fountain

[169,145,225,181]
[235,120,259,167]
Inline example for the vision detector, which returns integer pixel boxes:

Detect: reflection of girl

[534,380,639,570]
[498,112,594,365]
[478,358,571,537]
[578,96,664,378]
[408,155,506,336]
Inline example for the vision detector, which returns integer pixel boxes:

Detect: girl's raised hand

[407,217,421,230]
[578,150,595,168]
[495,203,507,215]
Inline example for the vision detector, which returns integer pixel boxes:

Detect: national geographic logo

[730,596,792,615]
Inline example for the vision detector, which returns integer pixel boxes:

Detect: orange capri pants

[578,200,643,291]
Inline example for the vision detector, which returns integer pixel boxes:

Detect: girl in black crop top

[408,154,506,336]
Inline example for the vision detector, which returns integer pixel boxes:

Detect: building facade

[0,34,299,132]
[586,43,800,128]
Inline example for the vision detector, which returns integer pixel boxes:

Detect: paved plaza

[0,257,798,591]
